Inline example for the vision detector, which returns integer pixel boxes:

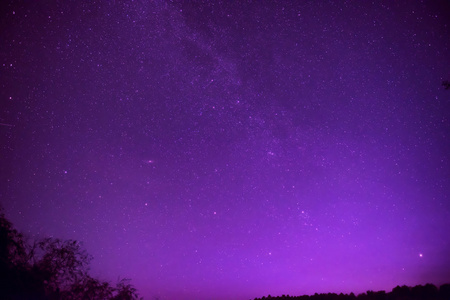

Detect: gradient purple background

[1,1,450,299]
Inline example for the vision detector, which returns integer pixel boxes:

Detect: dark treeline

[3,206,449,300]
[253,283,450,300]
[0,207,141,299]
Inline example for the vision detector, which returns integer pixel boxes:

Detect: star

[2,1,449,300]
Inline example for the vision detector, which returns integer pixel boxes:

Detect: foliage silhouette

[252,283,450,300]
[3,207,449,300]
[0,208,142,299]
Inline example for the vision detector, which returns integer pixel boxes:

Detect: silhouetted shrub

[439,284,450,299]
[0,208,141,299]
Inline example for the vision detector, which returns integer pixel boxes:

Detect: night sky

[1,1,450,299]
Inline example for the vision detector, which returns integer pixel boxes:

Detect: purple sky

[1,1,450,299]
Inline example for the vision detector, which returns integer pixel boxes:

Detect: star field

[1,1,450,299]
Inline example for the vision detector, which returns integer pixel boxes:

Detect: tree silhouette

[69,276,114,299]
[439,284,450,299]
[391,285,410,299]
[34,238,91,295]
[113,278,141,300]
[252,283,450,300]
[0,208,142,299]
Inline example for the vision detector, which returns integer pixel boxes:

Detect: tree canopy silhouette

[252,283,450,300]
[0,207,141,299]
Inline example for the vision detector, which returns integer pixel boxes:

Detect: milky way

[1,1,449,299]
